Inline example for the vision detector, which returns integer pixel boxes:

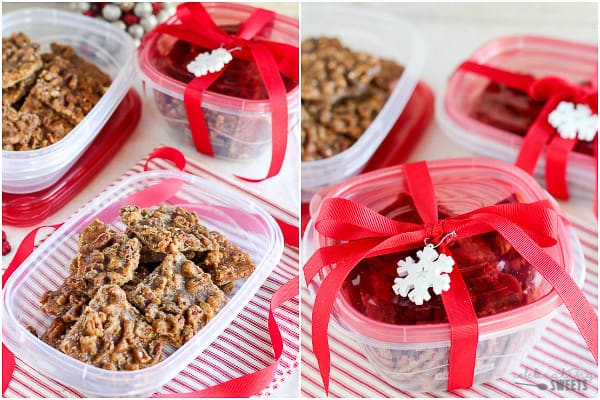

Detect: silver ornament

[119,2,135,12]
[156,9,171,23]
[133,2,153,18]
[111,20,127,31]
[71,2,90,12]
[140,15,158,32]
[128,24,145,39]
[102,4,122,21]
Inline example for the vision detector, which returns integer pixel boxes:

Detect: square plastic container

[300,4,426,202]
[2,8,137,194]
[2,170,283,397]
[303,158,585,391]
[436,35,597,200]
[138,2,299,161]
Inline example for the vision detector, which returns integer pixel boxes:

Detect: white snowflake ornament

[392,245,454,305]
[186,48,234,78]
[548,101,598,142]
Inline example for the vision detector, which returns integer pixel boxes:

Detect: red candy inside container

[303,158,585,391]
[437,36,597,200]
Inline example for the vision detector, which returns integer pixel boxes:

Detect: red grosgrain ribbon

[146,3,298,182]
[303,160,598,394]
[457,61,598,200]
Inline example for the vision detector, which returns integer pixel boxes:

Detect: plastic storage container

[436,35,597,200]
[138,2,299,161]
[303,158,585,391]
[300,4,426,202]
[2,170,283,397]
[2,90,141,226]
[2,8,136,194]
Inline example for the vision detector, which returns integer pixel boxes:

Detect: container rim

[304,158,582,344]
[300,5,426,189]
[138,2,299,113]
[2,170,284,396]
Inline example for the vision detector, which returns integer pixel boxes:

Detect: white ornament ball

[119,2,135,12]
[156,9,171,23]
[71,2,90,12]
[163,2,176,13]
[111,20,127,31]
[140,15,158,32]
[128,24,145,39]
[102,4,122,21]
[134,2,153,18]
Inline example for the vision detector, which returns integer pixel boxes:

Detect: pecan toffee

[37,205,256,371]
[2,32,111,151]
[40,220,141,323]
[59,285,163,371]
[301,36,404,161]
[127,253,228,346]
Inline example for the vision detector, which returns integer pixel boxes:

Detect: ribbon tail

[439,245,479,390]
[545,135,577,199]
[184,70,226,156]
[236,42,288,182]
[487,216,599,363]
[515,96,562,174]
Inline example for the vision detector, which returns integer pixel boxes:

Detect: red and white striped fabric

[301,214,598,398]
[3,150,299,398]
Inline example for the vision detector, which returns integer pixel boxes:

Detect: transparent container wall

[360,321,547,391]
[3,171,282,397]
[149,84,299,161]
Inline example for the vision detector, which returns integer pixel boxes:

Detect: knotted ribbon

[145,3,298,182]
[303,161,598,394]
[458,61,598,200]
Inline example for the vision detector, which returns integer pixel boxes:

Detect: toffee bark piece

[20,94,74,149]
[40,220,141,322]
[2,72,36,106]
[59,285,163,371]
[198,231,255,293]
[121,205,219,256]
[30,55,103,125]
[46,43,112,90]
[2,105,41,150]
[127,253,228,346]
[2,32,43,89]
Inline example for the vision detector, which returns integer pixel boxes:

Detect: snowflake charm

[548,101,598,142]
[392,244,454,305]
[186,48,234,77]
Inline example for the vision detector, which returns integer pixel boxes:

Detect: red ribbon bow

[303,161,598,394]
[458,61,598,201]
[147,3,299,182]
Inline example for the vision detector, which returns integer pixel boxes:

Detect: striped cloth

[3,150,299,398]
[301,214,598,398]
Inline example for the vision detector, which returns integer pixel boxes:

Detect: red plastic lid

[2,90,141,226]
[301,81,434,233]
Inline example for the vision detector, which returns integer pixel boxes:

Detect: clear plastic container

[303,158,585,391]
[2,8,137,194]
[138,2,299,161]
[436,35,597,200]
[2,170,284,397]
[300,4,426,202]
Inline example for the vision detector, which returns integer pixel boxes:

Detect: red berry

[83,10,97,17]
[122,12,139,26]
[2,230,11,256]
[152,2,163,14]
